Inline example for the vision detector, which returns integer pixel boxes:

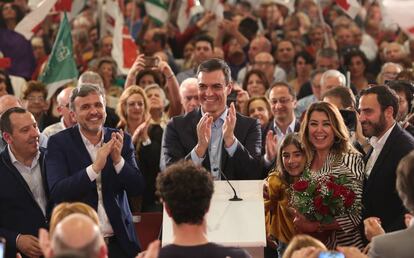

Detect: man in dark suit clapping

[161,58,262,180]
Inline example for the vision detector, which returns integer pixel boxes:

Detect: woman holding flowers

[293,101,365,249]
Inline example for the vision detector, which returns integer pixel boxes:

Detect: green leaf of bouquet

[315,213,323,221]
[322,215,333,224]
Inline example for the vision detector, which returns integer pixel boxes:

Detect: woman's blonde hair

[49,202,99,235]
[282,234,327,258]
[299,101,356,162]
[116,85,149,129]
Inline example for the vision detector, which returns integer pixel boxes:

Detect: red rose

[319,205,329,215]
[333,184,346,198]
[313,195,323,209]
[293,180,309,192]
[344,191,356,207]
[327,181,335,190]
[314,195,329,215]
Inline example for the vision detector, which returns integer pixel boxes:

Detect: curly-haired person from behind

[156,160,252,258]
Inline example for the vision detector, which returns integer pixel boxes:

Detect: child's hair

[282,234,327,258]
[277,133,306,184]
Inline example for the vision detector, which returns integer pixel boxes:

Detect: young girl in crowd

[264,133,307,257]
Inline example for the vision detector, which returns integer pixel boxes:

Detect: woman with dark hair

[0,69,14,96]
[264,133,307,257]
[136,69,164,88]
[242,69,270,97]
[0,2,24,30]
[246,96,272,153]
[295,101,364,249]
[344,49,371,94]
[289,51,314,95]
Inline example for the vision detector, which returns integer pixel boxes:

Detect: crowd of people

[1,0,414,257]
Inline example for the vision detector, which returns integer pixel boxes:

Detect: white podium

[162,180,266,258]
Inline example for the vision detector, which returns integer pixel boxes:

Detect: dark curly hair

[156,160,214,225]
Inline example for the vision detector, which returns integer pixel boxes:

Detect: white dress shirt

[79,129,125,237]
[8,146,47,215]
[365,123,396,177]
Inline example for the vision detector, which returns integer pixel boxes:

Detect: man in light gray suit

[365,150,414,258]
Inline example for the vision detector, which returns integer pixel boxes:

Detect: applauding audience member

[117,86,163,212]
[45,84,145,257]
[161,58,262,180]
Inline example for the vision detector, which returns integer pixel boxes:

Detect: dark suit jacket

[0,148,49,258]
[161,109,262,180]
[45,126,145,256]
[363,123,414,232]
[260,119,301,178]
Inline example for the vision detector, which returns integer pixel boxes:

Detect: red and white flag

[177,0,204,32]
[111,0,138,74]
[336,0,361,19]
[15,0,59,40]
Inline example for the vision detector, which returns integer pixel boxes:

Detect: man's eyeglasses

[270,98,292,105]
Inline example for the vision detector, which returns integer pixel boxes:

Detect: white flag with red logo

[15,0,59,40]
[177,0,205,32]
[111,0,138,74]
[335,0,361,19]
[382,0,414,39]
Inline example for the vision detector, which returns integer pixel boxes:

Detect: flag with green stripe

[145,0,168,25]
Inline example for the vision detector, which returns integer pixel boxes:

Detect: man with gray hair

[320,69,347,97]
[378,62,403,84]
[43,87,77,137]
[46,84,145,257]
[295,69,326,118]
[179,78,200,114]
[51,214,106,258]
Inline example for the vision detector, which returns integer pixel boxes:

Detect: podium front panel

[162,180,266,248]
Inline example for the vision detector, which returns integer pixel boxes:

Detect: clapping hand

[92,139,114,172]
[265,130,278,162]
[111,129,124,165]
[132,116,151,144]
[223,102,237,147]
[364,217,385,241]
[195,113,213,158]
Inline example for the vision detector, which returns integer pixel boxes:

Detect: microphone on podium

[213,168,243,201]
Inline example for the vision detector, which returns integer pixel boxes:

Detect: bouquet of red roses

[290,170,360,224]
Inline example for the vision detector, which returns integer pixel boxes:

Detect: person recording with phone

[125,54,182,120]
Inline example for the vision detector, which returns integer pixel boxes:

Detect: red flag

[335,0,361,19]
[55,0,72,12]
[122,27,138,69]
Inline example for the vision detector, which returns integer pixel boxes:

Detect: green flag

[39,12,78,99]
[144,0,169,25]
